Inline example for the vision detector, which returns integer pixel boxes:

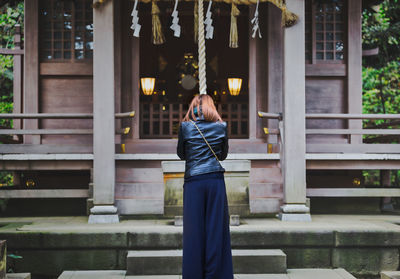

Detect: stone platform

[1,214,400,279]
[58,268,357,279]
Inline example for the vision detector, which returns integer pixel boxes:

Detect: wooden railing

[258,111,400,198]
[258,111,400,153]
[0,112,135,136]
[305,113,400,153]
[0,26,136,153]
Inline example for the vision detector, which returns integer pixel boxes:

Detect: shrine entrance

[137,2,249,139]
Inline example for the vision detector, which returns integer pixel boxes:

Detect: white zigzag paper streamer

[204,0,214,39]
[130,0,141,37]
[170,0,181,37]
[251,0,261,38]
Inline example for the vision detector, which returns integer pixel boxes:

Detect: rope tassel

[281,6,298,28]
[151,1,165,45]
[229,3,240,48]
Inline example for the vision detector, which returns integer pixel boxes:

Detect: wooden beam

[0,129,93,135]
[0,144,93,154]
[306,113,400,119]
[0,189,89,198]
[307,160,400,170]
[306,129,400,135]
[307,188,400,197]
[0,128,130,135]
[305,64,346,77]
[40,62,93,76]
[347,0,363,144]
[0,111,135,119]
[93,0,116,205]
[282,0,306,204]
[24,0,40,144]
[0,49,24,55]
[306,143,400,154]
[258,111,281,119]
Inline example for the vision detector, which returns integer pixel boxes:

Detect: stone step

[126,249,287,275]
[6,274,31,279]
[58,268,357,279]
[381,271,400,279]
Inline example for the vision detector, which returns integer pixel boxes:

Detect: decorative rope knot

[151,1,165,44]
[229,3,240,48]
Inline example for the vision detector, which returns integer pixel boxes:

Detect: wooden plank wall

[40,66,93,145]
[26,1,94,145]
[305,0,350,145]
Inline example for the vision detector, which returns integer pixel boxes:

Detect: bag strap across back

[189,120,222,165]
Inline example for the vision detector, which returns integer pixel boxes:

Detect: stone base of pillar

[88,205,119,224]
[277,204,312,222]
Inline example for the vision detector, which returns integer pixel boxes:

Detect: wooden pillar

[347,0,363,144]
[23,0,40,144]
[89,0,119,223]
[249,4,268,140]
[279,0,311,221]
[267,3,283,145]
[13,24,23,138]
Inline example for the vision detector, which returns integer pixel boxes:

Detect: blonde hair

[182,94,222,122]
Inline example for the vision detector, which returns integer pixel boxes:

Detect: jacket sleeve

[177,123,185,160]
[219,124,229,161]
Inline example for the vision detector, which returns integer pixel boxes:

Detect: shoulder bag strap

[189,120,222,165]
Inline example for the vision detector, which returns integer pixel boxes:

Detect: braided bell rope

[197,0,207,95]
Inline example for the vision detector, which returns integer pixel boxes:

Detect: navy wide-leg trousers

[182,171,234,279]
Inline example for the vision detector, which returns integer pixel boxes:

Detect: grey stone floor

[58,268,357,279]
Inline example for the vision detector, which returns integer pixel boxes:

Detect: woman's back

[177,120,228,178]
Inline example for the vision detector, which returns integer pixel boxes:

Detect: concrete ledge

[161,160,251,173]
[6,273,31,279]
[381,271,400,279]
[58,270,126,279]
[10,250,123,278]
[88,214,119,224]
[283,248,331,268]
[58,269,357,279]
[332,248,399,277]
[126,249,287,275]
[335,231,400,247]
[1,232,128,249]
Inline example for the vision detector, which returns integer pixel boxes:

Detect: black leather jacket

[177,119,229,179]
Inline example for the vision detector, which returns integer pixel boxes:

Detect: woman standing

[177,94,234,279]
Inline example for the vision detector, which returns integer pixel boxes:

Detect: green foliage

[362,1,400,188]
[0,1,23,107]
[362,61,400,115]
[362,0,400,68]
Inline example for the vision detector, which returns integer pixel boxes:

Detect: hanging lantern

[141,77,156,95]
[227,78,242,96]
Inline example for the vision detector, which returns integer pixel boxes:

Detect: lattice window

[305,0,346,64]
[140,103,248,139]
[305,0,313,62]
[39,0,93,61]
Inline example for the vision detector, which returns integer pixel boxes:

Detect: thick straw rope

[197,0,207,95]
